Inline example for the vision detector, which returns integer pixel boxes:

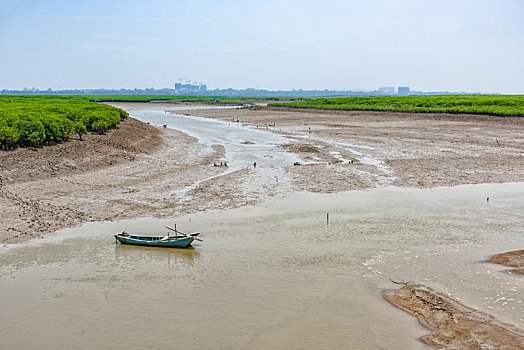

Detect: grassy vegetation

[269,95,524,116]
[0,96,128,149]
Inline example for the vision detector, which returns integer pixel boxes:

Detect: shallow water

[1,183,523,349]
[130,107,300,169]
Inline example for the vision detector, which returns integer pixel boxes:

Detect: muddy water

[130,107,300,169]
[1,183,523,349]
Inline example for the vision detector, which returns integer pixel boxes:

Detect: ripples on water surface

[1,183,523,349]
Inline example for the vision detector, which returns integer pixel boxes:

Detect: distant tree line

[0,96,128,149]
[84,95,305,103]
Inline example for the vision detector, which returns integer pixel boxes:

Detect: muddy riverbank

[0,115,247,244]
[383,284,524,349]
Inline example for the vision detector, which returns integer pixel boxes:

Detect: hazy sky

[1,0,523,93]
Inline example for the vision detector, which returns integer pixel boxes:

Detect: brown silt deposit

[383,285,524,349]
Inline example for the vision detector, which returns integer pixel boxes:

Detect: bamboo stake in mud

[327,213,329,226]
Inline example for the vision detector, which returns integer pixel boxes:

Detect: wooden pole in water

[327,213,329,225]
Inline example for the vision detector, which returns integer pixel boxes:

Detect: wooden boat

[114,228,201,248]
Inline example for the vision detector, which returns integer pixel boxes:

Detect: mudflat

[487,249,524,275]
[2,103,523,242]
[183,105,524,190]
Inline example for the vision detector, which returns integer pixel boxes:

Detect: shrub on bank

[0,96,128,149]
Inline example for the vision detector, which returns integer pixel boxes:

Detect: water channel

[131,106,300,169]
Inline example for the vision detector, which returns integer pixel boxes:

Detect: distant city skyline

[2,84,487,98]
[1,0,523,94]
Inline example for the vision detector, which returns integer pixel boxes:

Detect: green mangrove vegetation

[270,95,524,116]
[0,96,128,149]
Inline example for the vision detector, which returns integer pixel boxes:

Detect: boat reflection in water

[115,241,201,268]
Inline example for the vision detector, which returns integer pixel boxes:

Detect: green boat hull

[114,233,195,248]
